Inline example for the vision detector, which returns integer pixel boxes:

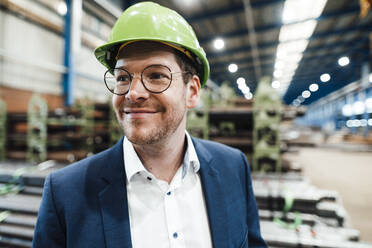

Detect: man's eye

[149,73,167,80]
[117,75,130,82]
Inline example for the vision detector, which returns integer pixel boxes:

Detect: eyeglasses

[104,64,189,95]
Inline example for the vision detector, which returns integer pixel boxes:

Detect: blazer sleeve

[32,173,66,248]
[240,152,268,247]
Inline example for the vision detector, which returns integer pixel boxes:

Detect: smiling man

[33,2,266,248]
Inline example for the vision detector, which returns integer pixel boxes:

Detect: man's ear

[186,75,201,109]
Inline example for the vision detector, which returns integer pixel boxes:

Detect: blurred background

[0,0,372,247]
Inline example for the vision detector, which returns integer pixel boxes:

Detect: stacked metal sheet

[253,173,372,247]
[0,161,63,247]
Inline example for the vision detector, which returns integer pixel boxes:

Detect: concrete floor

[289,147,372,242]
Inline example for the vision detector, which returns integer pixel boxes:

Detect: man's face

[113,42,199,145]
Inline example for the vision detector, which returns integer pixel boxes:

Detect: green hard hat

[94,1,210,87]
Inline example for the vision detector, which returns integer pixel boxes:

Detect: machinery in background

[3,95,123,163]
[187,89,211,140]
[26,95,48,164]
[0,98,6,160]
[253,76,282,173]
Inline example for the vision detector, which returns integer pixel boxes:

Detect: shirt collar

[123,136,147,183]
[183,131,200,175]
[123,131,200,183]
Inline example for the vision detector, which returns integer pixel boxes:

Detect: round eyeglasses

[104,64,189,95]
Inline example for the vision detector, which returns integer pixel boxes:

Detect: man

[33,2,267,247]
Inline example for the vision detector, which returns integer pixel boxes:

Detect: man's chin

[126,135,155,145]
[124,129,161,145]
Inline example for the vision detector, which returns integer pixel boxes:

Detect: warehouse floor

[288,147,372,242]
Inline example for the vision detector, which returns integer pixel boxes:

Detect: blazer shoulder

[193,137,244,157]
[192,137,248,175]
[48,145,119,188]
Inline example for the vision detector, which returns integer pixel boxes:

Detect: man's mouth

[122,108,158,119]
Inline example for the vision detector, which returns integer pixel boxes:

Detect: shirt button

[173,232,178,239]
[147,177,152,181]
[167,191,171,195]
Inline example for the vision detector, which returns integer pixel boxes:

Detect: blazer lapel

[98,138,132,248]
[193,138,230,248]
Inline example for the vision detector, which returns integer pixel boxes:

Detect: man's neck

[132,128,186,184]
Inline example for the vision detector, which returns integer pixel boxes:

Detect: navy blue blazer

[33,137,267,248]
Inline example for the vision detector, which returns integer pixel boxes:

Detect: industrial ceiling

[97,0,372,106]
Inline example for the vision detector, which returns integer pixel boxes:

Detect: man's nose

[125,75,150,102]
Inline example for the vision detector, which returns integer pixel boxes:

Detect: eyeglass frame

[104,64,191,96]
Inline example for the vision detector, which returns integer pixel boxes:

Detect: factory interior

[0,0,372,247]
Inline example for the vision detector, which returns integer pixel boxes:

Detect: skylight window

[275,0,327,99]
[282,0,327,24]
[279,20,317,42]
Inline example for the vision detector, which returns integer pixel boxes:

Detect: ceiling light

[293,99,301,106]
[238,83,250,92]
[238,84,250,92]
[214,38,225,50]
[228,64,238,73]
[320,73,330,82]
[338,56,350,66]
[366,98,372,113]
[245,92,253,100]
[237,77,245,85]
[353,101,365,115]
[57,1,67,16]
[342,104,352,116]
[353,119,361,127]
[346,120,353,127]
[302,90,311,98]
[272,80,280,89]
[241,87,250,94]
[309,83,319,92]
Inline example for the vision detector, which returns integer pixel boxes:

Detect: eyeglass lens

[105,65,172,95]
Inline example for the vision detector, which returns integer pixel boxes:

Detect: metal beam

[63,0,74,106]
[62,0,82,106]
[199,5,360,44]
[286,68,361,105]
[211,46,368,78]
[187,0,285,23]
[210,36,366,70]
[206,23,371,59]
[211,49,369,93]
[284,58,366,100]
[242,0,261,79]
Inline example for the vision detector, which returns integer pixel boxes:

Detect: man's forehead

[117,41,176,59]
[115,41,179,69]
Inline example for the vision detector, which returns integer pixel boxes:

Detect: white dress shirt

[123,132,213,248]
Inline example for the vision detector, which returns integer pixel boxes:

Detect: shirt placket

[162,171,186,248]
